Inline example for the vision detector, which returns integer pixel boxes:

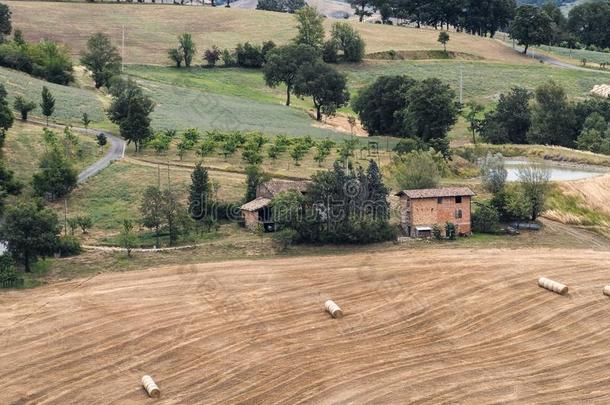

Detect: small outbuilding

[240,180,310,231]
[395,187,476,238]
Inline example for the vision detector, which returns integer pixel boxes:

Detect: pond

[504,159,608,182]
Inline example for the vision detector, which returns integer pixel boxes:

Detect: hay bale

[538,277,568,295]
[325,299,343,318]
[142,375,160,398]
[603,286,610,297]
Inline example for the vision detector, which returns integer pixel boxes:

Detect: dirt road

[2,248,610,403]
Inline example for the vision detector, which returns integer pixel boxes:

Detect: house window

[455,209,463,219]
[437,197,443,204]
[455,196,462,204]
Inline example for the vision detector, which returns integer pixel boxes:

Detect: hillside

[6,1,528,65]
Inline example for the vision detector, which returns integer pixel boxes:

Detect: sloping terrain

[559,173,610,217]
[6,1,528,65]
[2,248,610,403]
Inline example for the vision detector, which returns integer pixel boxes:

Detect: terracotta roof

[259,180,310,197]
[240,197,272,212]
[395,187,476,199]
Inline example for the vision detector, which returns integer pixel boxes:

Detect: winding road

[29,120,126,183]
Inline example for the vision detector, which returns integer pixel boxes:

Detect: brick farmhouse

[396,187,476,238]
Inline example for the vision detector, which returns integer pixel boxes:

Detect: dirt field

[2,248,610,403]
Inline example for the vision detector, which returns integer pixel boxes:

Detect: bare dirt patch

[2,248,610,403]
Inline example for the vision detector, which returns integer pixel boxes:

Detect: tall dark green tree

[107,78,155,152]
[40,86,55,126]
[178,33,196,68]
[294,62,350,121]
[0,84,13,146]
[398,78,459,150]
[244,165,269,202]
[80,32,122,89]
[31,147,78,200]
[188,162,211,221]
[528,81,577,146]
[0,158,22,215]
[366,159,389,220]
[481,87,532,144]
[510,5,553,54]
[263,44,320,106]
[0,3,11,43]
[352,75,416,135]
[1,200,61,272]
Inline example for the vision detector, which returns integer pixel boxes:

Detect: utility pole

[121,25,125,72]
[459,67,463,104]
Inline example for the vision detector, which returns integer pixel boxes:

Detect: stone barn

[396,187,476,238]
[240,180,310,231]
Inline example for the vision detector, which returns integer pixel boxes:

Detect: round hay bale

[603,285,610,297]
[538,277,568,295]
[142,375,160,398]
[325,299,343,318]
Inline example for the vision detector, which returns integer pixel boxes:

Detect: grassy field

[0,67,107,125]
[6,1,527,65]
[4,121,102,187]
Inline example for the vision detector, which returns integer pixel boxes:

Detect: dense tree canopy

[510,5,553,54]
[294,61,350,121]
[481,87,532,144]
[80,33,122,89]
[107,78,155,151]
[293,6,325,49]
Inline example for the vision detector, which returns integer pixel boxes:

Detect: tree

[481,87,531,144]
[293,5,325,50]
[352,75,416,136]
[263,44,320,106]
[0,84,14,145]
[528,81,577,146]
[331,22,365,62]
[147,131,171,154]
[188,162,212,226]
[1,200,60,272]
[294,62,350,121]
[82,112,91,129]
[203,46,221,66]
[244,165,269,202]
[480,153,507,194]
[289,142,309,166]
[348,0,374,22]
[76,216,93,234]
[168,48,183,67]
[13,96,36,121]
[463,101,484,144]
[568,1,610,49]
[80,33,122,89]
[107,78,155,152]
[472,205,500,233]
[31,147,78,200]
[162,189,182,246]
[176,133,196,160]
[398,78,459,154]
[119,219,137,257]
[510,5,553,54]
[140,186,164,248]
[40,86,55,126]
[390,150,440,190]
[517,164,550,221]
[366,159,390,220]
[576,112,608,153]
[438,31,450,52]
[313,139,335,166]
[96,133,107,148]
[0,3,11,43]
[178,33,196,68]
[0,158,22,215]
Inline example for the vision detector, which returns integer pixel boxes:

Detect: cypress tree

[188,162,210,221]
[366,159,389,220]
[40,86,55,126]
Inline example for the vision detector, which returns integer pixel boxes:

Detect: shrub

[445,222,456,240]
[203,46,221,67]
[221,49,236,67]
[0,255,23,289]
[472,204,500,233]
[322,40,339,63]
[272,227,298,251]
[235,42,265,68]
[56,235,82,257]
[432,224,442,240]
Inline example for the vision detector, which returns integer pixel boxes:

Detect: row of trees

[476,82,610,155]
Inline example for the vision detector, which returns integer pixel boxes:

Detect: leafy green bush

[0,40,74,84]
[56,236,82,257]
[445,222,456,240]
[472,204,500,233]
[0,255,23,289]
